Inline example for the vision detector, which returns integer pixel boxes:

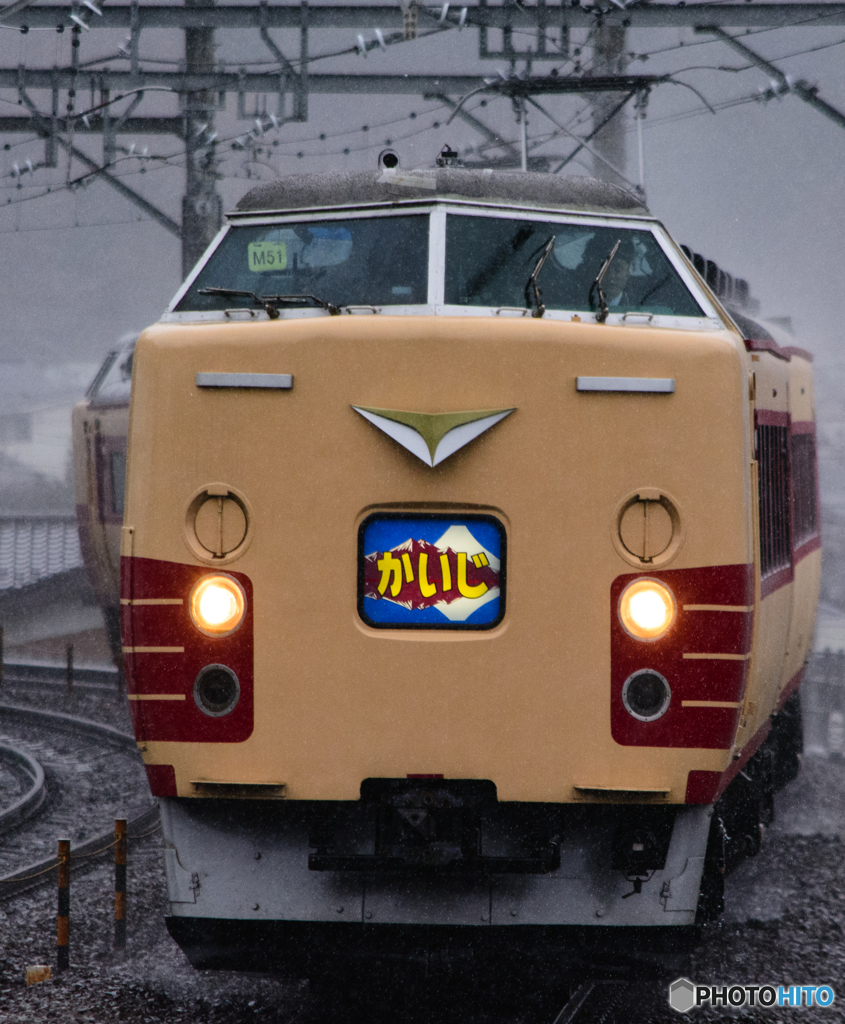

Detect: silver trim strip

[576,376,675,393]
[196,372,293,389]
[226,198,657,224]
[167,222,231,313]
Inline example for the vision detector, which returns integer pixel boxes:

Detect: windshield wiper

[588,239,621,324]
[199,287,341,318]
[524,235,556,319]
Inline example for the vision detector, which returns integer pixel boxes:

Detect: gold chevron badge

[352,406,515,467]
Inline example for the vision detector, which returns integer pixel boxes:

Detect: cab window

[177,215,429,311]
[445,215,703,318]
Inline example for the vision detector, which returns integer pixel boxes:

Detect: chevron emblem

[352,406,515,467]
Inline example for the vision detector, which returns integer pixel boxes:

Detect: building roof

[0,515,83,591]
[235,169,648,217]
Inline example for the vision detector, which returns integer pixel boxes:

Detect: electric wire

[1,8,844,216]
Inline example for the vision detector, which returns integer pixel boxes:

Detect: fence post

[66,643,74,695]
[57,839,70,972]
[115,818,127,951]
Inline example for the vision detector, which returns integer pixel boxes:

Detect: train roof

[235,169,649,217]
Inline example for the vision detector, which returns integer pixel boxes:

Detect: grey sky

[0,8,842,408]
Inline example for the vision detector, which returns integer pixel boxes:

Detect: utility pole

[589,22,628,187]
[182,0,221,278]
[4,2,845,254]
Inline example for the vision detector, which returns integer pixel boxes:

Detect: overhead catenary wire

[1,12,843,221]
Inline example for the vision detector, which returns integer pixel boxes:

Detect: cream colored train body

[77,170,819,972]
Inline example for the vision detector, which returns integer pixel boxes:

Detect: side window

[96,441,127,522]
[110,451,127,517]
[757,424,791,576]
[791,432,818,546]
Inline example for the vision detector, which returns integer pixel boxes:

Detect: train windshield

[176,214,429,312]
[445,215,704,317]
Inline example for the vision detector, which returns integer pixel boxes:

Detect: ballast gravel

[0,676,843,1023]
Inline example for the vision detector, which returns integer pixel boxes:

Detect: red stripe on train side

[755,409,790,428]
[781,346,813,363]
[777,665,805,711]
[144,764,177,797]
[793,534,821,564]
[610,565,754,749]
[685,665,806,803]
[760,563,794,598]
[685,717,772,804]
[744,338,791,361]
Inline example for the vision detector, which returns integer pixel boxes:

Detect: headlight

[618,578,676,641]
[190,574,246,636]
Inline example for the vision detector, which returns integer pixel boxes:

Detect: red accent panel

[685,717,775,805]
[145,764,177,797]
[760,563,794,598]
[121,556,254,743]
[782,346,813,363]
[794,534,821,564]
[755,409,790,428]
[713,719,772,801]
[684,771,722,805]
[684,657,808,805]
[611,565,753,749]
[744,338,791,361]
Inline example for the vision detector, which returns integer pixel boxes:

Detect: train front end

[120,171,792,972]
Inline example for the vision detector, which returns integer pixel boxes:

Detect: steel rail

[3,661,119,689]
[0,703,137,751]
[532,980,633,1024]
[0,702,156,902]
[0,741,46,832]
[0,804,159,902]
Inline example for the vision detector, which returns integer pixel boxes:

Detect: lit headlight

[190,575,246,636]
[618,578,676,641]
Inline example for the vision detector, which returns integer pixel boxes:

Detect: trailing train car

[78,168,819,974]
[72,334,136,670]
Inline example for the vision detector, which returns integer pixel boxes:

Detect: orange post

[114,819,127,950]
[57,839,70,972]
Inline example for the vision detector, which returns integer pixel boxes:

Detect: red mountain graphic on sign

[363,538,499,611]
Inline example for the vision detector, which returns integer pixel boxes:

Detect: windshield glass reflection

[177,214,430,312]
[445,215,704,318]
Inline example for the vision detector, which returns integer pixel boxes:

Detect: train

[72,333,136,672]
[73,167,819,977]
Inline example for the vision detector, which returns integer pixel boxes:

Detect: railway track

[0,673,655,1022]
[541,981,637,1024]
[0,737,45,830]
[0,700,156,901]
